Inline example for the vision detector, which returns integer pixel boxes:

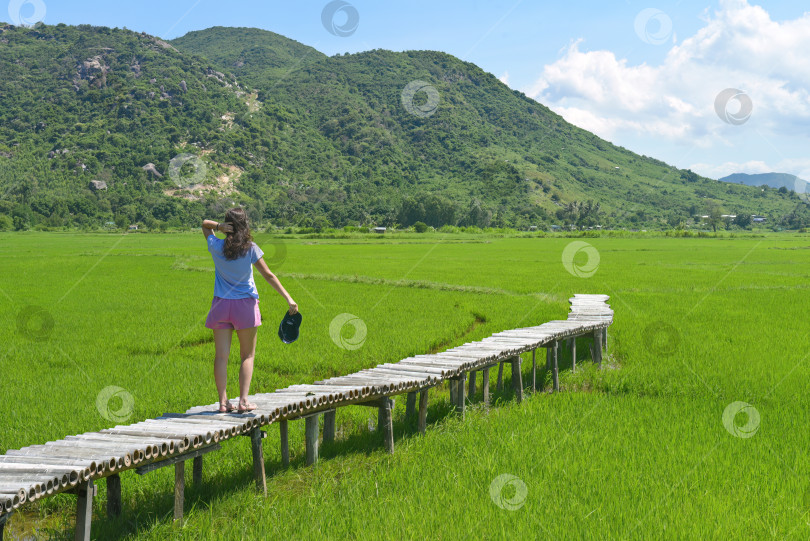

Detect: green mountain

[0,23,804,231]
[719,172,807,191]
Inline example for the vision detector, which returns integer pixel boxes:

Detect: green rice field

[2,230,810,539]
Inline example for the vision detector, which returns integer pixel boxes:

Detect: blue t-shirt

[207,235,264,299]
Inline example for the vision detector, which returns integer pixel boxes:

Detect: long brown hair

[223,207,254,260]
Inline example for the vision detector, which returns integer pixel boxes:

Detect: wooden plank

[511,357,523,403]
[74,480,94,541]
[418,389,429,434]
[250,428,267,495]
[280,420,289,468]
[106,474,121,518]
[8,448,118,474]
[0,456,97,476]
[305,414,319,466]
[0,464,84,484]
[323,410,336,444]
[173,461,184,523]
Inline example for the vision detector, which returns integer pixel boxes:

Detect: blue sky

[9,0,810,181]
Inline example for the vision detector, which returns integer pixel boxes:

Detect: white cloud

[525,0,810,164]
[499,71,510,86]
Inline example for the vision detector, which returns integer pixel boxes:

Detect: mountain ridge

[0,23,804,231]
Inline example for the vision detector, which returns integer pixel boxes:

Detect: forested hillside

[0,23,805,231]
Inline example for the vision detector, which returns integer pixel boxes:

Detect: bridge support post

[496,362,504,391]
[380,398,395,453]
[280,420,290,467]
[531,349,536,392]
[174,462,184,523]
[106,474,121,518]
[552,341,560,392]
[304,414,319,466]
[249,427,267,495]
[418,389,429,434]
[546,346,552,370]
[482,367,490,405]
[511,356,523,403]
[455,374,467,416]
[405,392,417,421]
[591,329,603,368]
[468,370,477,399]
[323,410,336,444]
[449,379,457,405]
[0,511,10,541]
[75,479,95,541]
[193,456,203,485]
[571,337,577,372]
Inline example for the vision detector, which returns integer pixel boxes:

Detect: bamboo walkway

[0,294,612,540]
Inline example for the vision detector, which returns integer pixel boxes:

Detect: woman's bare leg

[213,328,233,408]
[235,326,258,408]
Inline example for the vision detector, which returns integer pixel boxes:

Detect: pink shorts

[205,297,262,330]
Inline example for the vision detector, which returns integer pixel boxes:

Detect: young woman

[202,208,298,413]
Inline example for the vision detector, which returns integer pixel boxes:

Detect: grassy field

[2,230,810,539]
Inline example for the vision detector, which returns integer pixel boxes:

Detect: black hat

[278,311,302,344]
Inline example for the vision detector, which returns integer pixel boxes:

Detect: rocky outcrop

[74,55,109,89]
[142,163,163,178]
[89,180,107,191]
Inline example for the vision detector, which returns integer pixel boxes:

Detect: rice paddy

[2,230,810,539]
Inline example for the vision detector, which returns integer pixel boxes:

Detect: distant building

[373,227,386,234]
[528,225,537,231]
[751,215,766,223]
[551,225,561,231]
[128,224,138,230]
